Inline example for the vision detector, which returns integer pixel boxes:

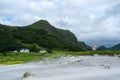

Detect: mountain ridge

[0,20,91,52]
[109,43,120,50]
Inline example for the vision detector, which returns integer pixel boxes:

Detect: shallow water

[0,56,120,80]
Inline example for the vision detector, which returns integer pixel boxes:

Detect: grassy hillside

[109,43,120,50]
[0,20,91,52]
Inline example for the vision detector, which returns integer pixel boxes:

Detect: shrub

[23,72,31,78]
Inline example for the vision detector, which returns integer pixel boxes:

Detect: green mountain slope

[109,43,120,50]
[78,41,92,51]
[0,20,91,52]
[97,45,107,51]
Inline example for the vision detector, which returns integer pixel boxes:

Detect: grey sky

[0,0,120,47]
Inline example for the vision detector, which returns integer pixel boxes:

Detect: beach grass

[0,50,120,65]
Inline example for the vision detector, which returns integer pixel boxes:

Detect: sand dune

[0,56,120,80]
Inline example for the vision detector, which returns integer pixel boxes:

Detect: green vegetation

[23,72,31,78]
[0,20,91,53]
[0,52,54,65]
[97,44,120,51]
[109,43,120,50]
[56,50,120,56]
[97,45,107,51]
[0,50,120,65]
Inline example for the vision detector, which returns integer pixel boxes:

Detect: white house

[20,49,30,53]
[39,50,47,54]
[13,50,18,54]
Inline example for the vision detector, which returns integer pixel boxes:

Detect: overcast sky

[0,0,120,47]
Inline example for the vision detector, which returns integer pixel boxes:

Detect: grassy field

[0,52,54,65]
[0,50,120,65]
[56,50,120,56]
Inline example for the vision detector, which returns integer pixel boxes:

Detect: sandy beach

[0,56,120,80]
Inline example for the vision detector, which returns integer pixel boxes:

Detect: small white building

[39,50,47,54]
[20,49,30,53]
[13,50,18,53]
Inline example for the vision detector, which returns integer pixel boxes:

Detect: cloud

[0,0,120,47]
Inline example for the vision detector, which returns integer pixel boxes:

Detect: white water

[0,56,120,80]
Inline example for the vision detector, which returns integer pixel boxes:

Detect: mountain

[97,45,107,50]
[97,43,120,51]
[109,43,120,50]
[78,41,92,51]
[0,20,92,52]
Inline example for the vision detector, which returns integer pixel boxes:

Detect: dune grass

[0,52,54,65]
[0,50,120,65]
[23,72,31,78]
[54,50,120,56]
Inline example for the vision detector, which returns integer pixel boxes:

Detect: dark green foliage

[97,43,120,51]
[109,43,120,50]
[0,20,91,52]
[97,45,107,51]
[46,49,52,53]
[0,25,23,52]
[23,72,31,78]
[78,41,92,51]
[28,44,39,52]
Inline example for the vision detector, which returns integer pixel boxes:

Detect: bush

[23,72,31,78]
[46,49,52,53]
